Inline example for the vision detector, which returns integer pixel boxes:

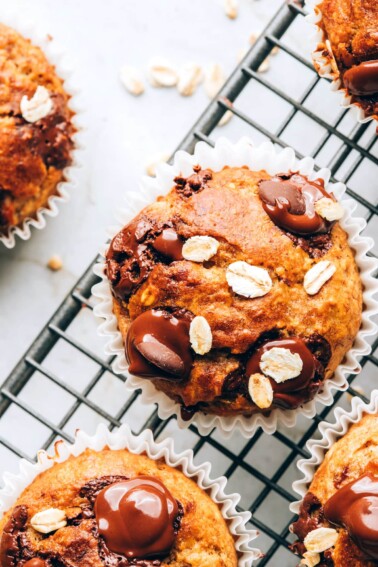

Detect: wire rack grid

[1,1,378,565]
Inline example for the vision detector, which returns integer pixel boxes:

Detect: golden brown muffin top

[106,166,362,420]
[0,448,237,567]
[317,0,378,118]
[292,413,378,566]
[0,23,74,230]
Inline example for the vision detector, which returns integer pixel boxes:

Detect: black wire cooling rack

[2,2,378,565]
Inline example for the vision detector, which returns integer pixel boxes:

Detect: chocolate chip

[135,340,185,376]
[259,180,306,215]
[174,166,212,197]
[106,220,184,301]
[258,173,335,237]
[126,308,194,381]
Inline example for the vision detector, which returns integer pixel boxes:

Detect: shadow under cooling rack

[1,2,378,565]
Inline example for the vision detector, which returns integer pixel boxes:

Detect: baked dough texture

[107,166,362,419]
[292,413,378,566]
[0,23,74,232]
[0,448,237,567]
[317,0,378,119]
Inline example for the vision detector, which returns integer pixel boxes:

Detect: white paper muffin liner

[92,137,378,438]
[0,10,85,249]
[290,390,378,516]
[306,0,377,124]
[0,423,261,566]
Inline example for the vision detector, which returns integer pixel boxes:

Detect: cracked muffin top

[105,165,362,421]
[0,447,237,567]
[316,0,378,119]
[291,413,378,567]
[0,23,75,233]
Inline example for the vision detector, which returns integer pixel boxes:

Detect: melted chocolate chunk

[0,505,28,567]
[245,337,323,410]
[174,165,212,198]
[95,477,178,559]
[126,308,194,380]
[81,475,183,567]
[180,404,199,421]
[304,333,332,369]
[106,219,183,301]
[343,61,378,96]
[151,228,183,260]
[324,474,378,560]
[258,174,337,255]
[291,492,325,554]
[285,231,333,259]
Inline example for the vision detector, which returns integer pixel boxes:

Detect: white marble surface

[0,0,290,379]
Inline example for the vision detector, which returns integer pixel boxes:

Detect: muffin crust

[0,448,237,567]
[0,23,74,232]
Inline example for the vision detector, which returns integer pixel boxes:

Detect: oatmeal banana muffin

[0,23,75,234]
[314,0,378,120]
[105,165,362,421]
[0,447,237,567]
[291,413,378,566]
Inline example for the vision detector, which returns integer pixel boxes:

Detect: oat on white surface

[47,255,63,271]
[218,109,233,126]
[189,316,212,355]
[20,85,53,123]
[304,260,336,296]
[148,57,178,87]
[145,152,170,177]
[260,347,303,382]
[224,0,238,19]
[204,63,226,99]
[30,508,67,534]
[120,65,145,96]
[226,261,272,298]
[177,63,203,96]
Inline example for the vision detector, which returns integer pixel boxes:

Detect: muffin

[291,412,378,566]
[312,0,378,120]
[104,163,362,422]
[0,23,75,235]
[0,446,238,567]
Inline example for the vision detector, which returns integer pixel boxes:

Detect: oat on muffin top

[0,23,75,233]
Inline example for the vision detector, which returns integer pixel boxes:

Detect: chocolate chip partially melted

[80,475,183,567]
[222,332,330,410]
[291,492,325,557]
[106,219,183,301]
[258,173,336,236]
[94,477,179,559]
[126,308,194,380]
[343,60,378,96]
[246,336,322,410]
[0,505,29,567]
[324,474,378,560]
[174,165,212,198]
